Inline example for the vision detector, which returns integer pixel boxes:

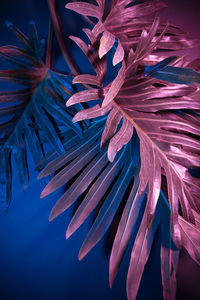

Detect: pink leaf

[73,74,100,86]
[99,31,115,59]
[66,89,100,106]
[102,61,126,107]
[101,108,122,147]
[66,2,102,19]
[179,216,200,265]
[108,118,133,162]
[73,103,112,122]
[113,40,125,66]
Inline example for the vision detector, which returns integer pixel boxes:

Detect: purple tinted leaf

[82,28,96,45]
[99,31,115,59]
[179,216,200,265]
[39,129,100,181]
[108,118,133,162]
[145,147,162,227]
[67,89,100,106]
[160,208,172,300]
[73,74,100,86]
[102,61,126,107]
[38,6,200,300]
[126,208,159,300]
[109,1,167,22]
[113,40,125,66]
[78,160,135,259]
[95,0,105,10]
[101,108,122,147]
[73,103,112,122]
[41,142,100,197]
[187,58,200,71]
[65,2,102,19]
[69,35,88,55]
[49,151,108,222]
[109,175,141,286]
[66,157,124,239]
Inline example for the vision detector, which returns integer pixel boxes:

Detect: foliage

[39,1,200,300]
[0,21,84,210]
[1,1,200,300]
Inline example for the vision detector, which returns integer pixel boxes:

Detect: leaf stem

[46,16,54,69]
[47,0,80,76]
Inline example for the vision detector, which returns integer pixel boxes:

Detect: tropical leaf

[0,21,84,210]
[39,116,198,300]
[57,14,199,300]
[39,117,142,260]
[66,0,200,65]
[1,2,199,300]
[144,59,200,84]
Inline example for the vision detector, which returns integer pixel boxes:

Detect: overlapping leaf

[39,118,195,300]
[0,21,84,210]
[1,2,199,300]
[43,14,200,300]
[66,0,200,65]
[39,118,143,266]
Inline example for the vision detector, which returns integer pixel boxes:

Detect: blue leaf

[144,56,178,76]
[150,65,200,84]
[144,57,200,84]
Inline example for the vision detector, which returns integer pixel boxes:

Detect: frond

[66,0,200,65]
[54,14,200,300]
[0,21,84,210]
[39,113,200,300]
[2,4,199,300]
[39,118,142,263]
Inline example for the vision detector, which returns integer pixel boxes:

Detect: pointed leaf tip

[65,3,70,9]
[65,2,101,19]
[66,100,71,107]
[66,220,79,239]
[107,152,115,163]
[78,250,85,261]
[109,271,115,289]
[72,115,78,122]
[99,31,115,59]
[40,190,46,198]
[48,215,54,222]
[113,41,124,66]
[37,173,43,179]
[66,228,73,239]
[49,207,58,222]
[40,186,51,198]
